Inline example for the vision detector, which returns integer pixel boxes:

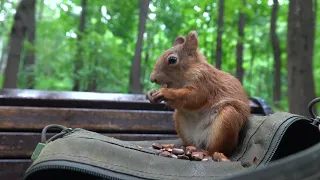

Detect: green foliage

[0,0,319,112]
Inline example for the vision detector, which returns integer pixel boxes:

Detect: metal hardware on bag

[308,97,320,131]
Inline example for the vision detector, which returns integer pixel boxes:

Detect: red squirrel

[146,30,251,161]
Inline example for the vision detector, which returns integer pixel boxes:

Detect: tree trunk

[270,0,282,108]
[129,0,149,94]
[3,0,36,88]
[73,0,87,91]
[236,0,245,84]
[287,0,316,117]
[215,0,224,69]
[22,0,36,89]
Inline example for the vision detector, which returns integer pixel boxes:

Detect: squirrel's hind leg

[207,105,244,159]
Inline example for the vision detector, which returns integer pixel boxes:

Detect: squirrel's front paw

[146,89,164,104]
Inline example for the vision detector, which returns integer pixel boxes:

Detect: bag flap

[23,112,319,180]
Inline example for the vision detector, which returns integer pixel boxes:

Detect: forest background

[0,0,318,117]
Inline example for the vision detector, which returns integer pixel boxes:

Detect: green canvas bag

[22,107,320,180]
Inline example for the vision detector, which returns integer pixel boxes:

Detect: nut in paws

[146,89,164,104]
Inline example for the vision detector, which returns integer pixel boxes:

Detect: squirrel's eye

[168,56,177,64]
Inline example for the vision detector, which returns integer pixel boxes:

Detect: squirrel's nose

[150,71,158,83]
[150,73,157,83]
[150,77,157,83]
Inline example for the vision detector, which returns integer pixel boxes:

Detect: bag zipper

[260,116,311,165]
[26,128,155,180]
[26,164,120,180]
[23,160,149,180]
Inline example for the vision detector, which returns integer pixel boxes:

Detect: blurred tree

[3,0,36,88]
[73,0,87,91]
[270,0,282,108]
[130,0,149,93]
[215,0,224,69]
[21,0,36,89]
[287,0,316,117]
[236,0,245,84]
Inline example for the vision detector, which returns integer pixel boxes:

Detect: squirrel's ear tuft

[173,36,185,46]
[184,30,198,51]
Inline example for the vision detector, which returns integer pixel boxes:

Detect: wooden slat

[0,89,266,114]
[0,160,31,180]
[0,89,259,108]
[0,88,172,111]
[0,106,175,133]
[0,132,177,158]
[0,88,149,102]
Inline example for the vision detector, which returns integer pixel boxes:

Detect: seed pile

[151,143,216,161]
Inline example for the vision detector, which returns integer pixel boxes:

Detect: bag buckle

[308,97,320,131]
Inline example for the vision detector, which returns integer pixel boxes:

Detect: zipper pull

[31,124,72,161]
[31,142,46,161]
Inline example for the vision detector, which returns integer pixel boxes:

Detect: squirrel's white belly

[178,109,218,149]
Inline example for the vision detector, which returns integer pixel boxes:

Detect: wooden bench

[0,88,273,180]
